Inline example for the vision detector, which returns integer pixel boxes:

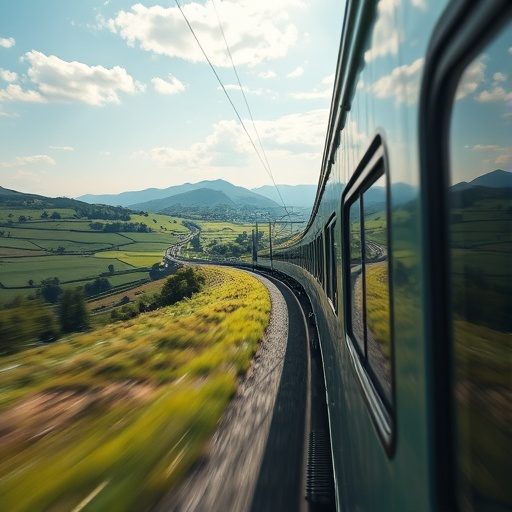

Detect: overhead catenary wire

[174,0,291,218]
[210,0,271,176]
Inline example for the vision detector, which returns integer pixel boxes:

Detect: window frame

[324,214,338,312]
[418,1,512,508]
[342,134,396,453]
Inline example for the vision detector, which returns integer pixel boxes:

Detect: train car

[259,0,511,510]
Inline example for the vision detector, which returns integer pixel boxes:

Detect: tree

[40,211,49,219]
[83,277,111,297]
[108,264,115,274]
[39,277,62,303]
[59,289,89,333]
[0,297,58,353]
[159,268,205,307]
[18,215,27,222]
[50,211,61,219]
[190,234,202,252]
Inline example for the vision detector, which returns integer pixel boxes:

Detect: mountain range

[2,169,509,220]
[78,179,283,210]
[451,168,512,191]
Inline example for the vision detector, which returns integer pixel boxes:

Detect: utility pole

[255,221,259,264]
[268,221,273,271]
[252,229,256,270]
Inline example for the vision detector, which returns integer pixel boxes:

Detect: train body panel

[259,1,511,510]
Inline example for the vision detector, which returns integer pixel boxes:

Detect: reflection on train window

[347,170,392,406]
[449,25,512,511]
[349,199,365,353]
[325,218,338,310]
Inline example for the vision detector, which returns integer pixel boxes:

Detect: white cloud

[151,74,185,95]
[290,74,334,100]
[253,110,328,149]
[0,69,17,82]
[365,0,400,62]
[472,144,512,167]
[371,58,424,105]
[411,0,427,9]
[493,72,506,83]
[130,150,148,160]
[259,70,277,79]
[223,84,263,95]
[1,155,56,168]
[322,74,335,85]
[151,145,212,168]
[0,84,46,103]
[0,37,15,49]
[476,86,512,103]
[495,153,512,166]
[287,66,304,78]
[107,1,304,67]
[49,146,74,151]
[456,56,486,100]
[472,144,501,151]
[150,109,328,170]
[23,51,145,105]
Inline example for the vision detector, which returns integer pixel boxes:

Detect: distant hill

[357,182,417,207]
[78,179,280,210]
[0,186,133,220]
[0,186,86,210]
[76,187,181,207]
[251,184,317,209]
[131,189,236,211]
[469,169,512,188]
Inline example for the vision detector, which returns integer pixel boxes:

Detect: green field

[96,251,165,267]
[0,206,191,305]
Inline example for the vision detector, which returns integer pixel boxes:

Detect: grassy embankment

[0,266,271,511]
[0,208,189,305]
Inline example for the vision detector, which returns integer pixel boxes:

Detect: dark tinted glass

[449,26,512,510]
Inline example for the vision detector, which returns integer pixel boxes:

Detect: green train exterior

[260,1,512,510]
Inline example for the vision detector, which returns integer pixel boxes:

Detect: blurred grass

[0,266,270,511]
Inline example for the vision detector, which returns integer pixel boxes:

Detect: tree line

[0,268,205,355]
[89,221,152,233]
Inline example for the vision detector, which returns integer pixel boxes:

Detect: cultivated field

[0,208,190,305]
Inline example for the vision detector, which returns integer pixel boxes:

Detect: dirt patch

[0,381,156,449]
[0,248,47,257]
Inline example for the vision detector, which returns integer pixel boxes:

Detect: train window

[345,157,393,409]
[449,26,511,511]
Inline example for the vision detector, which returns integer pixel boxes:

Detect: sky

[0,0,343,198]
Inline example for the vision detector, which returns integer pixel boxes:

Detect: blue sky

[0,1,509,199]
[0,0,343,197]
